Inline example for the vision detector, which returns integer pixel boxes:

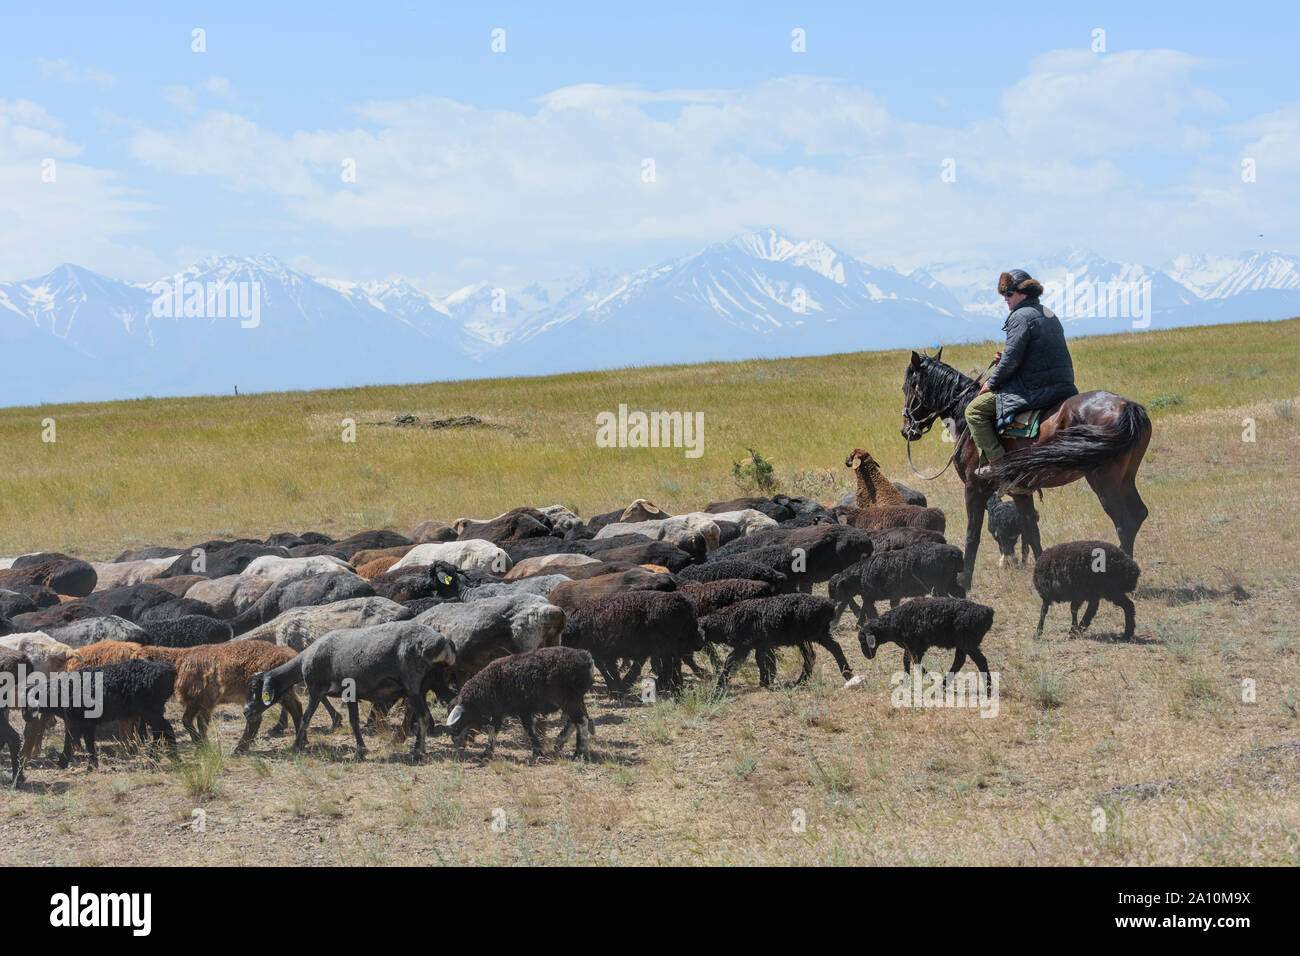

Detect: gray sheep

[446,646,595,760]
[247,621,455,761]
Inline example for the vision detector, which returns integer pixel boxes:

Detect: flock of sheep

[0,447,1142,778]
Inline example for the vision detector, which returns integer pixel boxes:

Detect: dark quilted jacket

[986,298,1078,419]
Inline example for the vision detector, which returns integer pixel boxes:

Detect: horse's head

[901,347,944,440]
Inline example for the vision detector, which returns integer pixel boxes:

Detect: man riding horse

[966,269,1078,481]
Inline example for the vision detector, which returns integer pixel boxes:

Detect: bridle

[903,358,997,481]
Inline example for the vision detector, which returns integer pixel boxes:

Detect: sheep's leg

[573,708,591,759]
[683,654,709,679]
[595,659,625,695]
[482,720,499,759]
[346,701,367,760]
[715,647,751,691]
[520,713,546,757]
[182,704,203,743]
[1011,493,1043,561]
[321,697,343,730]
[403,686,431,760]
[1,718,20,783]
[756,646,776,687]
[294,693,322,751]
[620,657,647,687]
[1079,598,1100,631]
[553,717,576,756]
[268,707,290,736]
[1069,600,1082,629]
[969,649,992,696]
[152,714,178,759]
[794,644,816,684]
[1115,595,1136,640]
[83,726,98,770]
[20,714,51,763]
[945,649,967,686]
[818,638,854,682]
[1034,600,1050,639]
[864,600,880,621]
[57,726,76,769]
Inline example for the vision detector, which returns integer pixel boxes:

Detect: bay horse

[900,348,1151,589]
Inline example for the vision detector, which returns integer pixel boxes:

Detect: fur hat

[998,269,1044,298]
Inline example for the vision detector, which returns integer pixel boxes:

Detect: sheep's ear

[446,705,464,727]
[260,675,275,705]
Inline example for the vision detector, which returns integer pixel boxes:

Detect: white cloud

[37,57,116,87]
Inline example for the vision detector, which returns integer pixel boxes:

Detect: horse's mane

[917,356,979,421]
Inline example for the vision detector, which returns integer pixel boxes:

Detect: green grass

[4,317,1298,559]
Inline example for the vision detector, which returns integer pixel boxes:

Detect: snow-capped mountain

[3,235,1299,406]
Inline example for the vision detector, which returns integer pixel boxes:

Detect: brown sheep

[351,545,415,568]
[547,568,677,615]
[844,449,946,533]
[356,556,402,580]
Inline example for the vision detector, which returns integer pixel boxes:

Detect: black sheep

[5,553,99,597]
[677,579,776,617]
[3,583,61,610]
[157,542,290,579]
[25,658,178,769]
[827,543,965,623]
[560,590,701,695]
[986,494,1035,567]
[446,646,596,760]
[866,527,946,552]
[700,593,852,689]
[1032,540,1140,639]
[586,537,697,570]
[0,587,42,621]
[676,557,789,589]
[138,596,218,623]
[858,596,995,689]
[139,614,234,648]
[892,482,928,507]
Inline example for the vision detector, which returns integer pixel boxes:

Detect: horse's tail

[990,399,1151,489]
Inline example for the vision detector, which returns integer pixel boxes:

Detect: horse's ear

[933,346,943,362]
[910,350,922,367]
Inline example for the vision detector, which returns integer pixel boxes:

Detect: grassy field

[4,318,1299,865]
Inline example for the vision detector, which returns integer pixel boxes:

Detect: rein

[904,358,997,482]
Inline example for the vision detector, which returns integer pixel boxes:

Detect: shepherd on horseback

[966,269,1078,480]
[900,271,1152,590]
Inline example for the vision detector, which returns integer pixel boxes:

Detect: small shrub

[732,447,778,495]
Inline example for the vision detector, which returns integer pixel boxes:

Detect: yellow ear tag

[261,689,274,705]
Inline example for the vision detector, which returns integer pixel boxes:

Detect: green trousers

[964,391,1004,463]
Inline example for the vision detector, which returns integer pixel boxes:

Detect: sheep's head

[422,632,456,666]
[244,670,280,717]
[429,561,464,598]
[445,695,474,743]
[845,448,873,470]
[857,621,881,660]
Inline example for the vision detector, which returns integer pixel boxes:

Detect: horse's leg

[1085,465,1135,556]
[961,481,990,591]
[1011,493,1042,560]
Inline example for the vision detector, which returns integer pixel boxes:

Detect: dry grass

[2,318,1299,865]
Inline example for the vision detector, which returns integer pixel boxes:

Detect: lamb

[560,590,701,695]
[857,596,995,690]
[415,594,567,696]
[844,449,946,533]
[246,621,454,761]
[23,658,178,769]
[229,570,375,635]
[139,615,234,648]
[152,640,309,752]
[986,494,1036,567]
[700,593,852,690]
[827,543,966,624]
[445,646,595,760]
[1032,541,1140,640]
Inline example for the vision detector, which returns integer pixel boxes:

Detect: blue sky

[2,0,1297,290]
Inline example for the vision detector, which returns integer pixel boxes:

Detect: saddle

[997,408,1042,439]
